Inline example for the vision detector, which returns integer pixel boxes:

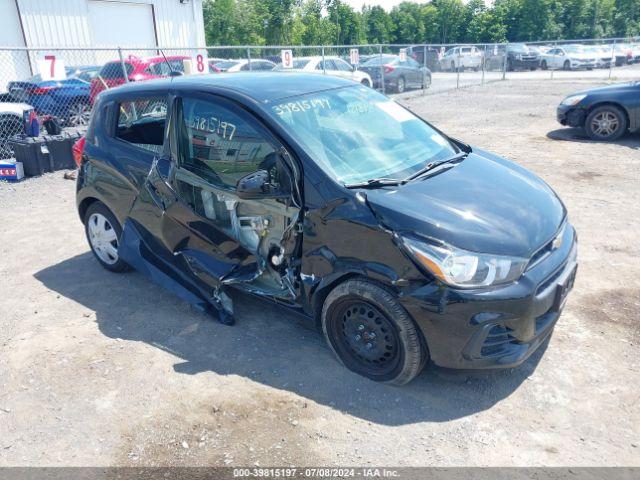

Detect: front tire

[396,76,406,93]
[321,279,428,385]
[585,105,628,141]
[84,202,130,273]
[0,116,23,159]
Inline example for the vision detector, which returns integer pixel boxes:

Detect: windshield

[214,60,241,69]
[268,85,457,185]
[509,44,529,53]
[563,46,584,54]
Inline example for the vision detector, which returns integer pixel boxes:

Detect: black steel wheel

[321,279,427,385]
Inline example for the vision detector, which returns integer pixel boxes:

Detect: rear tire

[396,76,406,93]
[321,279,428,385]
[84,202,130,273]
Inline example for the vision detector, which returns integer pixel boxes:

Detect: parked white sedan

[439,46,482,72]
[276,56,372,87]
[540,45,597,70]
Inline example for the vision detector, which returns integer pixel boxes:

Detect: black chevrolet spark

[76,73,577,385]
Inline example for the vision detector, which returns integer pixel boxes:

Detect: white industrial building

[0,0,206,89]
[1,0,205,48]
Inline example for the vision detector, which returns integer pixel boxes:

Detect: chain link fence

[1,37,638,160]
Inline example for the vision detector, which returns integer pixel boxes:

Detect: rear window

[115,98,167,154]
[362,56,396,66]
[292,59,311,68]
[99,62,134,79]
[147,59,186,76]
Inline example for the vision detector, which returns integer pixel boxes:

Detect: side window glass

[335,59,352,71]
[115,98,167,154]
[178,97,283,190]
[171,59,185,72]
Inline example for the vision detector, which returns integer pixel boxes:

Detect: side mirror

[236,170,270,199]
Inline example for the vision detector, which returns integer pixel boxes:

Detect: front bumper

[401,223,578,370]
[571,60,597,69]
[556,104,585,127]
[511,58,539,69]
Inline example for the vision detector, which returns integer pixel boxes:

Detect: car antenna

[160,49,183,77]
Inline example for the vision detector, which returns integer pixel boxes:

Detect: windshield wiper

[345,177,403,189]
[345,151,469,189]
[403,151,468,183]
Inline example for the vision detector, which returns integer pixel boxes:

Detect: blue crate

[0,161,24,182]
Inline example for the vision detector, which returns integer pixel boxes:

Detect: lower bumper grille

[481,325,517,357]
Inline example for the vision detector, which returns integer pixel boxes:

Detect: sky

[343,0,428,10]
[343,0,493,10]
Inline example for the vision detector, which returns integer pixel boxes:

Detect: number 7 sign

[37,55,66,81]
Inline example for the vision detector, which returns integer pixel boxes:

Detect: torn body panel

[298,181,427,320]
[123,157,302,323]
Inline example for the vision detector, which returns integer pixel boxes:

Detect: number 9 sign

[281,49,294,69]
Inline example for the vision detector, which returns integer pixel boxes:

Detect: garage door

[88,0,157,48]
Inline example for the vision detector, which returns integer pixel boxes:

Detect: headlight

[402,236,528,288]
[561,94,586,106]
[515,54,522,60]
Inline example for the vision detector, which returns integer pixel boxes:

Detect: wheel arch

[78,196,100,222]
[585,101,631,130]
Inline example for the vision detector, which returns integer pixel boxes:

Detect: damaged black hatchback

[76,73,577,384]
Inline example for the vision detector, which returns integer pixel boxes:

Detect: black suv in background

[485,43,540,71]
[75,73,576,385]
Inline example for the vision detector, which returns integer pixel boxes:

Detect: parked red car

[89,55,189,104]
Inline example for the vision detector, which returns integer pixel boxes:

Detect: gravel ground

[1,78,639,467]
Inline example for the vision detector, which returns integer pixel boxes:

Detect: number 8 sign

[186,52,209,74]
[281,49,294,69]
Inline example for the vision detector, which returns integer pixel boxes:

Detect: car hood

[573,81,639,95]
[364,149,565,257]
[0,102,33,115]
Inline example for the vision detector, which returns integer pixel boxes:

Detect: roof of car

[100,72,355,103]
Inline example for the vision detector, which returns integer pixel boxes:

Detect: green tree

[203,0,239,45]
[363,5,394,44]
[390,2,426,44]
[432,0,466,43]
[327,0,366,44]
